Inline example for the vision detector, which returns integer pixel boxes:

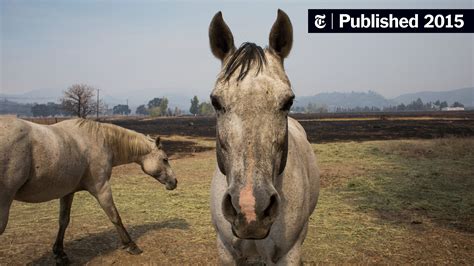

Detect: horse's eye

[280,95,295,111]
[211,96,224,111]
[163,158,168,162]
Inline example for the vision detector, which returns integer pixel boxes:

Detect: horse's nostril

[263,194,279,218]
[222,193,238,221]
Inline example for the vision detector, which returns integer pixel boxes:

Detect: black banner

[308,9,474,33]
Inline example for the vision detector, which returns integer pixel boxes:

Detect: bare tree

[61,84,97,118]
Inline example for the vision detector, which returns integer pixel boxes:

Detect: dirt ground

[1,136,472,265]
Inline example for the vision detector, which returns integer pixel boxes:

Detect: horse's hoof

[54,252,70,265]
[124,242,143,255]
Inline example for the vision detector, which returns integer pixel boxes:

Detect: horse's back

[266,117,319,245]
[258,117,319,257]
[288,116,308,140]
[287,116,319,212]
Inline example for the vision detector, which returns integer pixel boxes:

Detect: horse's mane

[221,42,267,82]
[76,119,154,161]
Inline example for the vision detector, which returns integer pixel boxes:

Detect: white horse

[208,10,320,265]
[0,117,177,264]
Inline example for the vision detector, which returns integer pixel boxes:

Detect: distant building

[441,107,465,111]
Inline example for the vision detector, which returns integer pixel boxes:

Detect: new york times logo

[308,9,474,33]
[314,14,326,29]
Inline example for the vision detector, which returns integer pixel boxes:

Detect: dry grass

[306,138,473,263]
[0,138,473,264]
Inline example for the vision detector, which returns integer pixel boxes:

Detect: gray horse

[209,10,320,265]
[0,117,177,264]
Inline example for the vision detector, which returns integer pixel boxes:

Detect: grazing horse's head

[209,10,294,239]
[139,137,177,190]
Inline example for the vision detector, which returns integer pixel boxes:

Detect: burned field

[109,111,474,144]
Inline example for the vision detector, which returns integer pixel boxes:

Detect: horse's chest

[230,238,280,264]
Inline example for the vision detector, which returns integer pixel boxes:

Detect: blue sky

[1,0,473,105]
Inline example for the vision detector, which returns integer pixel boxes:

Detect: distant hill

[392,87,473,107]
[0,88,60,104]
[295,87,473,109]
[295,91,396,109]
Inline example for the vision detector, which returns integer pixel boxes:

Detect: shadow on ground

[29,218,189,265]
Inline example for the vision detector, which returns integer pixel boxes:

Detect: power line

[96,89,100,119]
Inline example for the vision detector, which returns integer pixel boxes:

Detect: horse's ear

[209,11,235,61]
[155,136,162,148]
[269,9,293,60]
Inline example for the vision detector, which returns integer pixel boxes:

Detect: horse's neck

[102,128,151,167]
[111,151,140,167]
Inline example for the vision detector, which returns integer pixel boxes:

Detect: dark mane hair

[221,42,267,82]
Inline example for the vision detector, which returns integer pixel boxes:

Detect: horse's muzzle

[230,219,272,240]
[165,178,177,190]
[222,190,280,239]
[155,173,177,190]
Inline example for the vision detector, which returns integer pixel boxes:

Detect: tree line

[292,98,465,113]
[135,95,214,117]
[189,96,214,116]
[382,99,464,112]
[135,97,180,117]
[27,84,215,118]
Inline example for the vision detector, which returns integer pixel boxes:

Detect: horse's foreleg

[90,181,142,255]
[217,233,239,266]
[0,202,12,235]
[0,192,14,234]
[52,193,74,265]
[274,222,308,266]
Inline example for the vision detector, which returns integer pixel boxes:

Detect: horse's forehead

[214,77,291,104]
[213,50,291,99]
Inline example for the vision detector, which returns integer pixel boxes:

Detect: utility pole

[96,89,100,119]
[126,99,129,116]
